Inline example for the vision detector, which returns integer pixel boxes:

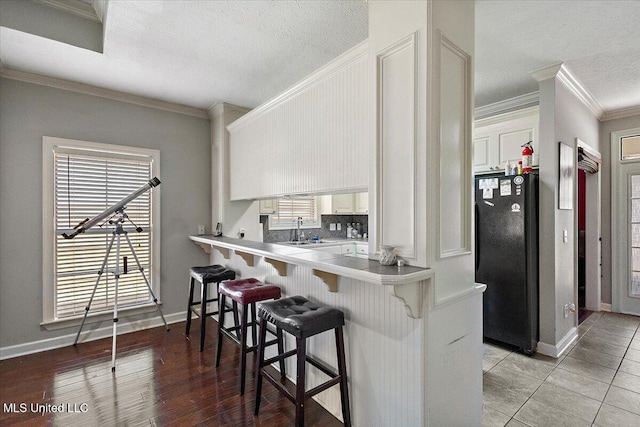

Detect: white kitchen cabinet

[310,245,343,255]
[354,192,369,214]
[341,244,355,255]
[227,42,369,200]
[355,243,369,258]
[331,194,355,214]
[473,106,539,174]
[259,199,277,214]
[329,192,368,214]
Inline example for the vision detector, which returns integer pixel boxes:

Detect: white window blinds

[269,197,319,229]
[54,149,154,319]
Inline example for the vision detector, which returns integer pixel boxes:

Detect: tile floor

[483,311,640,426]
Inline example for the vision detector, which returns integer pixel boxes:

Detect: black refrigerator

[475,173,538,354]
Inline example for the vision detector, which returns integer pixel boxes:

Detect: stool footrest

[263,348,297,366]
[189,305,234,318]
[306,355,338,379]
[262,370,296,404]
[306,377,342,399]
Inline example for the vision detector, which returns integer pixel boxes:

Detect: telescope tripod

[73,209,169,372]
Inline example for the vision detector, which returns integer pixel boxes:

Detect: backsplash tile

[261,214,368,243]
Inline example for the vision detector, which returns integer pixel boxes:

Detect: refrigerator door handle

[475,202,480,271]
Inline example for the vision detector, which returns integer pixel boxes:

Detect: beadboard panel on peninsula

[227,41,369,200]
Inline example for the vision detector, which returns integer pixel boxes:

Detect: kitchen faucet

[296,217,303,242]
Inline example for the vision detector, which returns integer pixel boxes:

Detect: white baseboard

[537,327,578,358]
[0,311,186,360]
[600,303,612,312]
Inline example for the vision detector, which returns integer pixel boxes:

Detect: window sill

[40,302,162,331]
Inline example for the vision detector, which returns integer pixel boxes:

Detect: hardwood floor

[0,320,343,426]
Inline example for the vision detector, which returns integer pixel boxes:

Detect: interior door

[612,129,640,315]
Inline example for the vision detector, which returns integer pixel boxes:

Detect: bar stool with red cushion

[215,278,284,395]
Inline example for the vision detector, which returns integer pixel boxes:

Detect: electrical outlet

[336,223,341,231]
[330,223,336,231]
[238,228,245,239]
[197,225,205,235]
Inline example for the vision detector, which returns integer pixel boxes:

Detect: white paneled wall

[209,250,424,426]
[227,41,369,200]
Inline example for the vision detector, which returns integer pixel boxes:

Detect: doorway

[576,140,602,324]
[612,128,640,315]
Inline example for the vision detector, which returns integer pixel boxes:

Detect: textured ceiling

[0,0,368,109]
[475,0,640,112]
[0,1,638,114]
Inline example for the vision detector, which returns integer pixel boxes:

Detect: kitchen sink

[277,240,336,246]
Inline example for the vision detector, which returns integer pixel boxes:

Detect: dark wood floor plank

[0,320,343,426]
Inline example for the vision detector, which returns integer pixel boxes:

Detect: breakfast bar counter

[189,234,482,426]
[189,235,433,286]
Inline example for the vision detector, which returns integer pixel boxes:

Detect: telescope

[68,176,167,371]
[62,177,160,239]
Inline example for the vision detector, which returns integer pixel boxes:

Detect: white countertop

[190,235,433,286]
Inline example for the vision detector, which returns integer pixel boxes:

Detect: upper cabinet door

[354,192,369,214]
[331,193,355,214]
[473,134,494,173]
[497,126,537,168]
[474,106,539,174]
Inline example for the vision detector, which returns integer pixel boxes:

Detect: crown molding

[35,0,102,23]
[474,105,539,128]
[530,62,605,120]
[0,68,209,119]
[207,102,251,119]
[474,92,539,119]
[602,105,640,121]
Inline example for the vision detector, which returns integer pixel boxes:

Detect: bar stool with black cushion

[216,278,285,395]
[185,265,238,352]
[254,295,351,427]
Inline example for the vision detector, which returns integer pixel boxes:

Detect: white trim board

[0,312,185,360]
[474,92,539,120]
[0,68,209,119]
[537,327,578,358]
[530,62,605,119]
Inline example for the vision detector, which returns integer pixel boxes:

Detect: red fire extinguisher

[521,141,533,173]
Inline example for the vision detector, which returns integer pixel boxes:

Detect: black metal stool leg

[239,303,250,395]
[277,327,286,379]
[185,277,195,336]
[295,337,306,427]
[336,327,352,427]
[199,281,208,352]
[215,294,227,367]
[232,301,240,339]
[254,317,268,415]
[250,303,257,348]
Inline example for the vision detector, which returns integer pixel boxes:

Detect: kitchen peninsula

[190,234,433,316]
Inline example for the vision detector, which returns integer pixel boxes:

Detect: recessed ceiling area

[0,0,638,116]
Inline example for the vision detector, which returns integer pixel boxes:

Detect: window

[268,196,320,230]
[43,137,161,326]
[621,135,640,161]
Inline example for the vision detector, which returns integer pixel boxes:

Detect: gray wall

[538,77,600,347]
[0,78,211,350]
[599,114,640,305]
